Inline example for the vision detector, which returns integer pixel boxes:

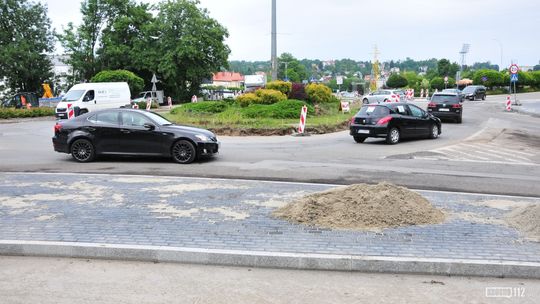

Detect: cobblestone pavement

[1,173,539,263]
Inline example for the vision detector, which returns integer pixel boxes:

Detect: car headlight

[195,134,211,142]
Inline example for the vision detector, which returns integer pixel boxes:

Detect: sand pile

[273,183,445,230]
[506,204,540,242]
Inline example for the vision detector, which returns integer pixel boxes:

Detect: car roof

[433,92,458,96]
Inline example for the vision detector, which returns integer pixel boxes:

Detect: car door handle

[120,129,131,134]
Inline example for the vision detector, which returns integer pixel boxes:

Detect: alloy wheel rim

[73,142,91,161]
[173,143,192,162]
[432,126,438,137]
[391,129,399,142]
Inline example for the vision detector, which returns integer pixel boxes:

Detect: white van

[55,82,131,119]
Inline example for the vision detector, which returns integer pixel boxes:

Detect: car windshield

[144,111,174,126]
[462,86,476,93]
[62,90,85,101]
[431,94,460,103]
[357,105,389,116]
[443,89,458,93]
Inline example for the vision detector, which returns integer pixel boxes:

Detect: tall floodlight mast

[271,0,278,81]
[457,43,470,82]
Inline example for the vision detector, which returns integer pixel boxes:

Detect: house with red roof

[212,72,244,88]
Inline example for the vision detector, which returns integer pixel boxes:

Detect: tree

[437,59,459,78]
[90,70,144,95]
[277,53,307,82]
[430,77,444,90]
[0,0,54,93]
[147,0,230,101]
[472,69,503,88]
[58,0,133,82]
[386,74,408,88]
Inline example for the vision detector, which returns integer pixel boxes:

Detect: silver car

[362,90,403,104]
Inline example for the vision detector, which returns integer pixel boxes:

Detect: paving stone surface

[1,173,539,262]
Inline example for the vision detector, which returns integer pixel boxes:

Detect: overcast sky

[43,0,539,67]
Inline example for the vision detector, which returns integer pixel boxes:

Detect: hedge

[254,89,288,104]
[266,80,292,95]
[236,93,261,107]
[0,107,55,119]
[171,101,228,114]
[305,83,335,103]
[241,99,314,119]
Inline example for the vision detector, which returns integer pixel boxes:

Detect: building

[211,72,244,88]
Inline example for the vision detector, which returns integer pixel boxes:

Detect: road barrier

[506,96,512,111]
[420,89,424,98]
[67,103,74,119]
[132,103,139,109]
[298,105,308,134]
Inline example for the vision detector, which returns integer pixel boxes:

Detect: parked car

[427,93,463,123]
[55,82,131,119]
[442,88,464,101]
[349,103,441,144]
[461,85,486,101]
[362,90,404,104]
[52,108,219,164]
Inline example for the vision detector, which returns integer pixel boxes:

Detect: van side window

[83,90,95,102]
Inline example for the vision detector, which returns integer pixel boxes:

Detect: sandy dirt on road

[273,183,445,230]
[506,204,540,242]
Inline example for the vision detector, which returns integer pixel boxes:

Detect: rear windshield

[62,90,85,101]
[462,86,477,93]
[357,105,390,116]
[431,94,460,104]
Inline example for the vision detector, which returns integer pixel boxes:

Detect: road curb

[1,240,539,279]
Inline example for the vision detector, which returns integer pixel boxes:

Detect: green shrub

[173,101,228,114]
[473,69,504,88]
[90,70,144,96]
[135,101,159,110]
[266,80,292,95]
[241,99,314,119]
[386,74,408,88]
[236,93,261,107]
[305,83,334,103]
[0,107,55,119]
[254,89,288,104]
[430,77,445,90]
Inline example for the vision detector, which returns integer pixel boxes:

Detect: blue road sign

[511,74,518,82]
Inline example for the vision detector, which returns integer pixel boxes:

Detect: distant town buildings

[211,72,244,88]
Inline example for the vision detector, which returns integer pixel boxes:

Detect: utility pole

[271,0,278,81]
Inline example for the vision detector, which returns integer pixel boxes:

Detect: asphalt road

[1,93,539,196]
[1,256,538,304]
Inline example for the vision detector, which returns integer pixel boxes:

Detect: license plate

[439,108,449,112]
[357,129,370,134]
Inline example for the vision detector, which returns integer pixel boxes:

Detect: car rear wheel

[482,95,486,100]
[386,127,400,144]
[456,115,462,123]
[362,98,369,104]
[172,140,197,164]
[429,124,439,139]
[353,136,366,143]
[70,139,95,162]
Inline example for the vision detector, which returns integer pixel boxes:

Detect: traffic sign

[510,74,518,82]
[509,64,519,74]
[444,76,448,83]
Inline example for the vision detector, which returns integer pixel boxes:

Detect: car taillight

[54,123,62,133]
[349,117,356,125]
[428,102,436,107]
[377,116,392,125]
[452,104,462,108]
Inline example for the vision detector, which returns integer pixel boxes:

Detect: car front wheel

[70,139,95,162]
[362,98,369,104]
[386,127,400,144]
[172,140,197,164]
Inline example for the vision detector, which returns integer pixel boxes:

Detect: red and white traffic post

[67,103,74,119]
[298,105,308,134]
[506,96,512,111]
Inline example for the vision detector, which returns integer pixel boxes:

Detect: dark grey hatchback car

[53,109,219,164]
[349,103,441,144]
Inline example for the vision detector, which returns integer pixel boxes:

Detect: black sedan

[349,103,441,144]
[52,109,219,164]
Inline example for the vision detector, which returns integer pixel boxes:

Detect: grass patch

[164,100,360,134]
[0,107,55,119]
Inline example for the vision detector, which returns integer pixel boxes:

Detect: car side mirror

[82,96,90,102]
[426,96,431,100]
[143,123,155,131]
